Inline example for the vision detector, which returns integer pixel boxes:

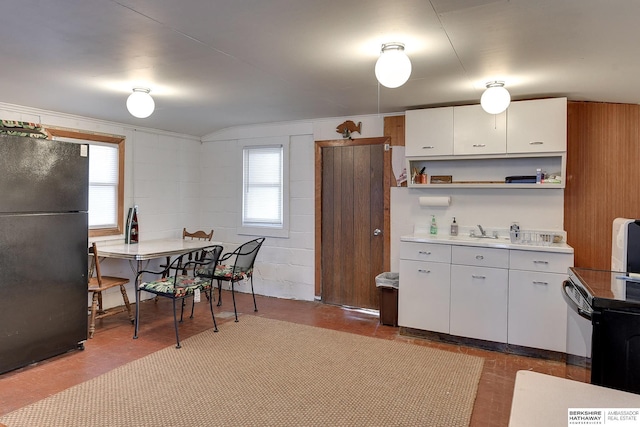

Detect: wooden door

[317,140,386,309]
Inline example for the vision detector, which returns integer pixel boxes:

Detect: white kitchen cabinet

[453,104,506,155]
[508,270,568,352]
[450,246,509,342]
[399,236,574,355]
[450,264,509,342]
[398,259,451,333]
[405,107,454,157]
[507,249,573,352]
[507,98,567,154]
[405,98,567,189]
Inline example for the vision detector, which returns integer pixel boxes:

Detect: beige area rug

[0,316,483,427]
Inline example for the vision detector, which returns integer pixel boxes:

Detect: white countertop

[509,371,640,426]
[400,233,574,253]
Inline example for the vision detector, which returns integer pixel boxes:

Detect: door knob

[373,228,382,236]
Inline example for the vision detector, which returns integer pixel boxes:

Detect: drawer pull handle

[472,144,486,148]
[533,260,549,264]
[532,281,549,285]
[418,251,432,255]
[475,255,484,260]
[529,141,544,145]
[418,269,431,274]
[422,146,435,149]
[472,275,486,279]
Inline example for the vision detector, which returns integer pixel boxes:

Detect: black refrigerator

[0,134,89,374]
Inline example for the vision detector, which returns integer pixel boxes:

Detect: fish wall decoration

[336,120,362,140]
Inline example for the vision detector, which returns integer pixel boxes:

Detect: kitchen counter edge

[400,234,574,254]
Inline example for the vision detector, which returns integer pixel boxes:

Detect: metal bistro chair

[201,238,265,322]
[161,228,214,276]
[134,245,223,348]
[87,242,134,338]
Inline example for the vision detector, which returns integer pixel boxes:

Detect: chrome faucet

[474,224,499,239]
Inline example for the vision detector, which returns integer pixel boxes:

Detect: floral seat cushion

[196,264,252,281]
[139,275,212,298]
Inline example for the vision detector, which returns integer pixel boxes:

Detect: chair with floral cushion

[199,238,264,323]
[133,245,223,348]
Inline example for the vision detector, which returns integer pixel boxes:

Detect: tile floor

[0,291,589,426]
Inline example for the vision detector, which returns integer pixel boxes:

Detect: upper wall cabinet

[506,98,567,154]
[405,107,454,156]
[405,98,567,158]
[453,104,506,155]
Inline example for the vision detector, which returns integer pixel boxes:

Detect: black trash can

[376,272,399,327]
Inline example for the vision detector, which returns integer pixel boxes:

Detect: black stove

[564,267,640,394]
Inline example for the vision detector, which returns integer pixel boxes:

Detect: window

[88,144,119,229]
[48,128,125,238]
[239,137,289,238]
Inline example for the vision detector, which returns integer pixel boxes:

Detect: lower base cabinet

[399,239,574,354]
[398,260,450,334]
[450,265,508,343]
[508,273,569,353]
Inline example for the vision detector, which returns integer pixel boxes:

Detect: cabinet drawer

[509,250,573,274]
[451,245,509,268]
[399,242,451,263]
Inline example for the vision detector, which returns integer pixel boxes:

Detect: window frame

[47,127,125,238]
[237,137,289,238]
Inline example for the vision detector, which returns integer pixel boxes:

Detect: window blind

[242,145,283,227]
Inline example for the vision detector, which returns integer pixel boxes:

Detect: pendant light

[480,81,511,114]
[375,42,412,89]
[126,88,155,118]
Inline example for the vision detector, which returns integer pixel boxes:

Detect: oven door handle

[562,280,593,321]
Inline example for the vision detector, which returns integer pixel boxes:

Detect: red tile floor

[0,291,589,426]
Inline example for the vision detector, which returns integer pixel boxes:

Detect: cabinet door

[453,104,506,155]
[405,107,454,156]
[450,264,508,342]
[508,270,567,352]
[507,98,567,153]
[398,260,451,333]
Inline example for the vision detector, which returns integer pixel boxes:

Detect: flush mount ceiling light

[480,81,511,114]
[126,88,155,118]
[375,42,412,89]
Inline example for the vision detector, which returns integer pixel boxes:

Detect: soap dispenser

[430,215,438,235]
[450,217,458,236]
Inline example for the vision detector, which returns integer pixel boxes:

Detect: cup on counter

[418,174,427,184]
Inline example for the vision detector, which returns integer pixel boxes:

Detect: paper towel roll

[419,196,451,207]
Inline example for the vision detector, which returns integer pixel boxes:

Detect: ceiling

[1,0,639,137]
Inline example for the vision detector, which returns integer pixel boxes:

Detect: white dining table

[99,238,223,279]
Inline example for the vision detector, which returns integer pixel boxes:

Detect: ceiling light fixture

[480,81,511,114]
[126,88,155,118]
[375,42,412,89]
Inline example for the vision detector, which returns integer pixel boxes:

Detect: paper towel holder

[418,196,451,207]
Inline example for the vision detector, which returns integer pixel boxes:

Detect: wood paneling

[566,102,640,269]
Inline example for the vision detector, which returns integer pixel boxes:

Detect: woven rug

[0,316,483,427]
